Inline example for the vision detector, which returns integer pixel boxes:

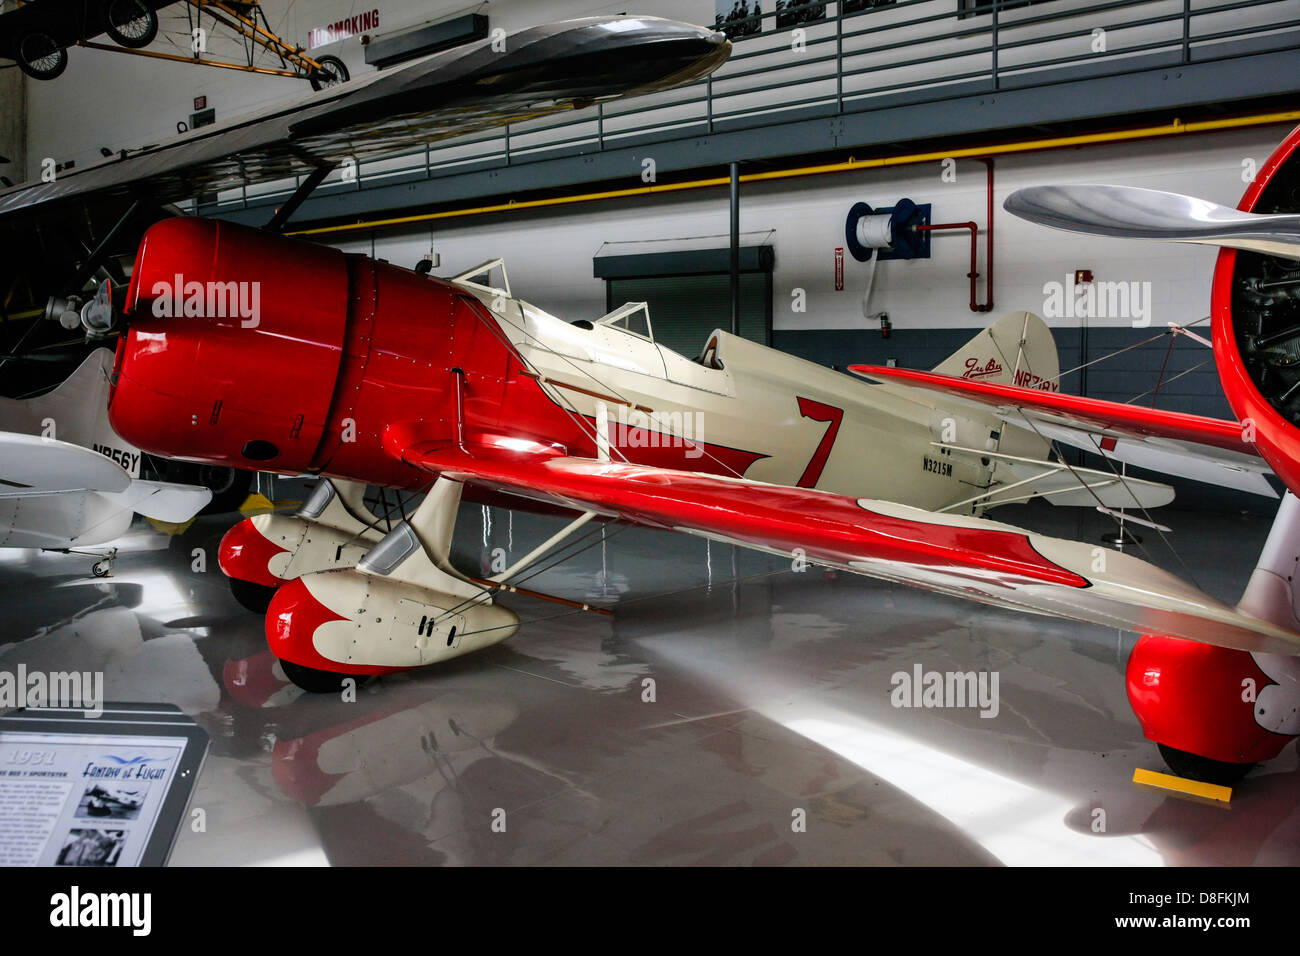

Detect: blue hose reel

[845,198,931,262]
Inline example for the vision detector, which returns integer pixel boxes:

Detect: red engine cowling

[1211,124,1300,493]
[109,217,526,488]
[111,217,352,473]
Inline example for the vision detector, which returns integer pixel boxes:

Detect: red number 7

[796,396,844,488]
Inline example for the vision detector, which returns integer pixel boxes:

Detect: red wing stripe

[418,446,1089,589]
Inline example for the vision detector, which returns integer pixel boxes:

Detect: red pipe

[982,157,994,313]
[918,221,979,312]
[914,159,995,313]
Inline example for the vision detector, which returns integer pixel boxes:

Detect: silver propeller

[1004,184,1300,262]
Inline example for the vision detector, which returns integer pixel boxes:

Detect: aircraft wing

[0,16,729,220]
[849,364,1275,497]
[0,432,208,547]
[398,436,1300,656]
[0,433,132,497]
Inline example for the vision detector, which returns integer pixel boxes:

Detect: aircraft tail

[931,311,1060,393]
[0,348,143,477]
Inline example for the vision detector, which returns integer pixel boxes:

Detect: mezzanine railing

[217,0,1300,209]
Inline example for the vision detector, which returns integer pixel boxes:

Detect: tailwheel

[90,548,118,578]
[229,576,277,614]
[1157,744,1254,786]
[278,659,369,694]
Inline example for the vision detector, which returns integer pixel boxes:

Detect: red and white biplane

[6,16,1299,785]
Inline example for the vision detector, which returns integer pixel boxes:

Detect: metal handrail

[217,0,1300,210]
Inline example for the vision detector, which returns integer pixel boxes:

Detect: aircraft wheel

[309,55,349,91]
[199,465,252,514]
[17,33,68,80]
[229,576,277,614]
[105,0,159,49]
[1157,744,1254,786]
[279,659,369,694]
[91,560,112,578]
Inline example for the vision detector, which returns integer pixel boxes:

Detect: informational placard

[0,705,207,867]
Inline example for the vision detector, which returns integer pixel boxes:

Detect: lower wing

[398,436,1300,657]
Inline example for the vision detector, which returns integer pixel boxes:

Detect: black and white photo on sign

[74,782,147,822]
[55,828,126,867]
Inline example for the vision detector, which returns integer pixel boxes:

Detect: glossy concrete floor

[2,495,1298,866]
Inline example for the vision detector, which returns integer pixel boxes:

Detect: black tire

[229,576,277,614]
[199,465,252,514]
[1157,743,1254,785]
[105,0,159,49]
[17,33,68,80]
[279,659,370,694]
[308,55,349,91]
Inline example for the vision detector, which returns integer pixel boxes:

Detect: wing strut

[265,163,337,234]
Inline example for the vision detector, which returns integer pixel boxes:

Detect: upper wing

[398,436,1300,656]
[0,16,728,220]
[848,364,1275,497]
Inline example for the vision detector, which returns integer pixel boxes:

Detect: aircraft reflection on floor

[1,502,1297,865]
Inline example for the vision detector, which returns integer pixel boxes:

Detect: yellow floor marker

[1133,767,1233,804]
[146,517,196,536]
[237,493,276,516]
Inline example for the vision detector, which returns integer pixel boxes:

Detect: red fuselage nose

[110,217,352,473]
[108,217,532,487]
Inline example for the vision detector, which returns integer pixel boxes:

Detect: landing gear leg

[91,548,118,577]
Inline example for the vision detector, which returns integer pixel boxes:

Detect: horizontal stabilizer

[996,458,1173,509]
[109,480,212,523]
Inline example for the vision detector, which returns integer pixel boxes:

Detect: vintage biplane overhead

[0,0,175,81]
[0,16,730,557]
[5,15,1297,785]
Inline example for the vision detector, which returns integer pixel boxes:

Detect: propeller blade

[1004,184,1300,261]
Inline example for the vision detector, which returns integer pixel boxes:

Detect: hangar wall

[333,125,1271,423]
[10,0,1283,507]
